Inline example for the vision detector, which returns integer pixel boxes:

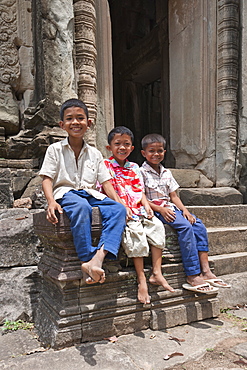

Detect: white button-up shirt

[39,138,111,200]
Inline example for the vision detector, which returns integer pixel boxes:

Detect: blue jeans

[57,189,126,262]
[155,208,209,276]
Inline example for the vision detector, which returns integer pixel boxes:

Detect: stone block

[0,266,41,324]
[150,298,219,330]
[0,158,39,169]
[179,187,243,206]
[0,209,43,267]
[11,169,35,198]
[207,226,247,256]
[0,169,14,208]
[217,272,247,308]
[13,197,32,209]
[170,169,201,188]
[187,204,247,228]
[209,252,247,276]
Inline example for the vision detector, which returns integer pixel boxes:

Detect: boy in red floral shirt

[104,126,175,304]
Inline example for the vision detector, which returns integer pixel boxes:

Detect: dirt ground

[168,312,247,370]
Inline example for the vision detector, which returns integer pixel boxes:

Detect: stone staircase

[33,203,247,349]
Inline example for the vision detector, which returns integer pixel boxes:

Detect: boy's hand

[183,210,196,224]
[160,207,176,223]
[145,204,154,219]
[46,200,63,224]
[126,207,134,221]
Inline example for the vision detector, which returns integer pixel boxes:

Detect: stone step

[179,187,243,206]
[209,252,247,276]
[207,226,247,256]
[187,204,247,228]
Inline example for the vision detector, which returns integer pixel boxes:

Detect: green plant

[2,319,34,332]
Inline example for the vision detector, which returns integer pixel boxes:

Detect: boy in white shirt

[39,98,126,284]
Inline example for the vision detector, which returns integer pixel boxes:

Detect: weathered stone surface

[22,175,47,209]
[217,272,247,309]
[0,158,39,169]
[11,169,36,198]
[0,169,14,208]
[209,252,247,276]
[198,173,214,188]
[188,204,247,228]
[170,169,213,188]
[170,169,200,188]
[169,0,216,176]
[0,266,41,324]
[179,187,243,206]
[41,0,76,126]
[0,209,43,267]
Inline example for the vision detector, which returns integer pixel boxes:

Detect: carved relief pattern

[217,0,240,185]
[0,0,20,97]
[74,0,97,145]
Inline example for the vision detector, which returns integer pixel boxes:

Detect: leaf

[150,334,156,339]
[233,359,247,366]
[164,352,184,360]
[168,336,185,345]
[104,335,118,343]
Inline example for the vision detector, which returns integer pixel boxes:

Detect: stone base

[33,210,220,349]
[35,273,219,349]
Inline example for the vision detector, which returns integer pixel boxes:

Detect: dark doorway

[108,0,173,166]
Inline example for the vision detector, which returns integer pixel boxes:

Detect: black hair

[107,126,134,144]
[141,133,166,150]
[60,98,89,120]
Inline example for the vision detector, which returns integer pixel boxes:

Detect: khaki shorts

[121,216,166,258]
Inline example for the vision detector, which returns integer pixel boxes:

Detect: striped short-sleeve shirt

[140,161,179,208]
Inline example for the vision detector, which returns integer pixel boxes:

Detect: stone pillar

[239,0,247,201]
[0,0,20,135]
[216,0,240,187]
[95,0,114,156]
[74,0,97,146]
[40,0,76,124]
[169,1,217,182]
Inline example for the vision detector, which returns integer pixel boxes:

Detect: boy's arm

[42,176,63,224]
[101,180,132,219]
[170,191,196,224]
[141,193,154,219]
[147,198,176,222]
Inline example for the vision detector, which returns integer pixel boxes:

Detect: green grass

[2,319,34,332]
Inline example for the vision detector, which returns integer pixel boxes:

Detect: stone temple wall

[0,0,247,206]
[0,0,114,208]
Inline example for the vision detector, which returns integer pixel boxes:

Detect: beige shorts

[121,216,166,258]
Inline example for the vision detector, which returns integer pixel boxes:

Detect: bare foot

[187,274,213,292]
[137,280,151,304]
[149,273,175,293]
[81,262,105,284]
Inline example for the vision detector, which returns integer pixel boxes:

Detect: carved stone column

[74,0,97,146]
[0,0,20,135]
[216,0,240,186]
[95,0,114,156]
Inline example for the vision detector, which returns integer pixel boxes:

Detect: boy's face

[141,142,166,168]
[59,106,91,139]
[106,133,134,166]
